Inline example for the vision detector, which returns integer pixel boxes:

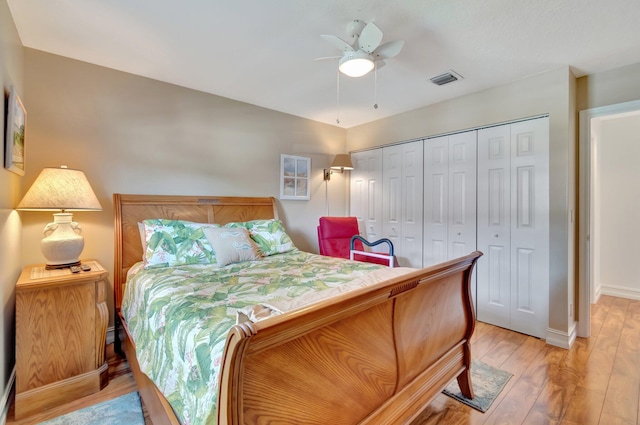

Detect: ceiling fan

[319,19,404,78]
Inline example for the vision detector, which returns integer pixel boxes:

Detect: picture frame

[279,154,310,200]
[4,86,27,176]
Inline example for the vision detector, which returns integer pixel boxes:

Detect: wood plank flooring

[5,343,151,425]
[6,295,639,425]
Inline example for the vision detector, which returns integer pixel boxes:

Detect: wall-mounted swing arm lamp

[323,154,354,180]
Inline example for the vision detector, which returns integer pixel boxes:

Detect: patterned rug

[442,360,513,412]
[37,391,144,425]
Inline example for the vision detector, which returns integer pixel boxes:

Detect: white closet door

[448,131,477,260]
[423,136,449,266]
[477,117,549,339]
[424,132,476,266]
[509,118,549,338]
[383,145,403,259]
[477,124,512,330]
[400,140,424,268]
[350,150,383,242]
[383,142,423,267]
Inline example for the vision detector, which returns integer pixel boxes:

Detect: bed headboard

[113,194,278,310]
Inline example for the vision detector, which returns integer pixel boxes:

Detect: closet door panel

[401,141,424,268]
[366,152,384,243]
[351,150,383,243]
[423,137,449,266]
[448,131,477,260]
[477,125,511,329]
[509,118,549,339]
[383,145,403,258]
[366,175,383,242]
[350,153,368,230]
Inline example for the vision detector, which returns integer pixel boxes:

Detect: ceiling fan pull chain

[374,62,379,109]
[336,69,341,124]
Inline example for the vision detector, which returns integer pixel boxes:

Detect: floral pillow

[141,219,220,268]
[224,219,296,256]
[203,227,260,267]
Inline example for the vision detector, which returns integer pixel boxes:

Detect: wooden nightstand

[15,260,109,419]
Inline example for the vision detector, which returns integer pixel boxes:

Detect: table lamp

[17,166,102,269]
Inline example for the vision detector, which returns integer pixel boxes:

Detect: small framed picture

[5,86,27,176]
[280,154,310,200]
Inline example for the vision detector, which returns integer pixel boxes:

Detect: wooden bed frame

[113,194,481,425]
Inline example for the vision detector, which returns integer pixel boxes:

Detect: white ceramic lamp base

[41,212,85,269]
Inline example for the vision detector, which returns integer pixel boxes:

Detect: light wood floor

[5,343,150,425]
[7,295,639,425]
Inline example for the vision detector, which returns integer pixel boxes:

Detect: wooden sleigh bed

[113,194,481,425]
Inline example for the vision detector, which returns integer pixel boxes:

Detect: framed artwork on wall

[5,86,27,176]
[279,154,310,200]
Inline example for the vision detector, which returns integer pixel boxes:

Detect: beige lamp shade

[17,167,102,211]
[17,166,102,268]
[330,154,354,171]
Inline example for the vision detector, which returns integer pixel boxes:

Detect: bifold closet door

[476,117,549,339]
[383,141,423,267]
[423,132,476,267]
[476,124,512,330]
[423,136,449,266]
[447,132,477,260]
[350,150,383,244]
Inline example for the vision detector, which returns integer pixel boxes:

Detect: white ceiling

[7,0,640,128]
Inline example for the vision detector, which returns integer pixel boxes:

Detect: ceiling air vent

[429,70,464,86]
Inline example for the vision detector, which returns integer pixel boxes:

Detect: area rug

[442,360,513,413]
[37,391,144,425]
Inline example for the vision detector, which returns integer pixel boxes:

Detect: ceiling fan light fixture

[339,52,375,77]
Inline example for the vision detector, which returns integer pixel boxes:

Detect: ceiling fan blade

[358,21,383,53]
[314,56,341,61]
[320,34,354,53]
[373,40,404,60]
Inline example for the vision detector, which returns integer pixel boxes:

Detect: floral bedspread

[122,250,407,425]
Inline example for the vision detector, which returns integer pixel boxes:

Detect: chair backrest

[317,216,364,259]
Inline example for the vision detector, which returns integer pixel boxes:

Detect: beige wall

[577,62,640,111]
[0,0,23,413]
[596,115,640,296]
[346,67,577,334]
[21,49,349,327]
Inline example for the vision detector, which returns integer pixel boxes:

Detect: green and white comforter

[122,250,410,425]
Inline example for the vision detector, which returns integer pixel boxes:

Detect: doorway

[578,99,640,338]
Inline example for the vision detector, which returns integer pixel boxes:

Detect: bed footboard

[218,251,481,425]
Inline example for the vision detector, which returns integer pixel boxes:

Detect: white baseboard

[107,325,115,345]
[0,367,16,425]
[600,284,640,301]
[546,322,577,349]
[594,283,602,304]
[106,325,126,346]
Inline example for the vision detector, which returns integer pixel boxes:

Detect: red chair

[317,217,397,267]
